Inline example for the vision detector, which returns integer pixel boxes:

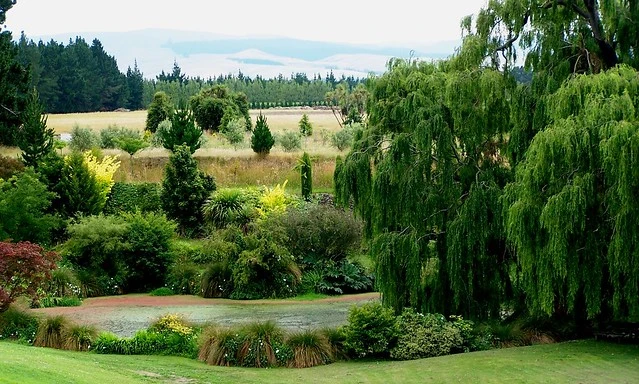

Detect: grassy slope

[1,340,638,384]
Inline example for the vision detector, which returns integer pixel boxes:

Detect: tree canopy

[333,0,639,326]
[335,59,515,319]
[458,0,639,75]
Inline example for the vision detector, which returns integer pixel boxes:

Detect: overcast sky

[5,0,487,45]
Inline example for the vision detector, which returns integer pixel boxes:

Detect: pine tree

[161,144,213,235]
[17,89,54,168]
[145,91,173,133]
[251,113,275,156]
[58,152,102,218]
[160,107,202,153]
[125,60,144,110]
[298,113,313,137]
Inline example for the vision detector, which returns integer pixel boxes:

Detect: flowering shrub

[151,314,193,337]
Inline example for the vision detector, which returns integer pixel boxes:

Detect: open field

[1,340,638,383]
[2,108,345,190]
[46,108,342,136]
[31,293,380,337]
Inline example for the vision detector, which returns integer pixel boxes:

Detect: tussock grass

[34,315,70,349]
[198,326,240,367]
[63,324,98,351]
[286,329,333,368]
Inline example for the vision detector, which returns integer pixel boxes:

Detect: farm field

[1,339,637,384]
[31,293,380,337]
[1,108,345,190]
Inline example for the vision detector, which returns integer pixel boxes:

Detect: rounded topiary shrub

[342,302,398,358]
[389,309,463,360]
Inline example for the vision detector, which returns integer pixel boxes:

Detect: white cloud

[6,0,486,45]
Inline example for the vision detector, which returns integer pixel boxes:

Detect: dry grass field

[46,108,341,136]
[4,108,346,191]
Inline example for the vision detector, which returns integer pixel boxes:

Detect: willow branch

[542,0,590,20]
[495,11,530,52]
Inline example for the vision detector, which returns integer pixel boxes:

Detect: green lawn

[1,340,637,383]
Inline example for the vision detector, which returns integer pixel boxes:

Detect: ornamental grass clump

[238,321,286,368]
[286,329,333,368]
[63,324,98,351]
[198,326,243,366]
[34,315,70,349]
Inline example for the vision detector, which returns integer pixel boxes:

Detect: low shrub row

[0,302,558,370]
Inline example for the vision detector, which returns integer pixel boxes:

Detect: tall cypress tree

[17,89,54,168]
[0,30,28,146]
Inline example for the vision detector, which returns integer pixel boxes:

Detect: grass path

[1,340,638,383]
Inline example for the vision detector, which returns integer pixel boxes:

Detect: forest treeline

[14,34,365,114]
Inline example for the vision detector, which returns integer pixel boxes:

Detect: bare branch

[0,103,18,117]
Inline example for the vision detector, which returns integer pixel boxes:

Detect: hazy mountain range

[27,29,460,79]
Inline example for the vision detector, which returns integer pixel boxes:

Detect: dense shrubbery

[0,306,39,344]
[94,314,197,358]
[389,309,463,360]
[0,169,60,245]
[62,212,176,295]
[230,234,301,299]
[99,126,142,149]
[103,182,162,214]
[266,204,362,264]
[278,131,302,152]
[342,302,398,358]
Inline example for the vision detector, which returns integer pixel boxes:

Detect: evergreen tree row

[14,34,366,115]
[16,34,144,113]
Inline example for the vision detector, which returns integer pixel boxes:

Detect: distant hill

[26,29,459,79]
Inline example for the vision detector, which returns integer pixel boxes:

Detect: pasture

[40,108,344,190]
[1,339,637,383]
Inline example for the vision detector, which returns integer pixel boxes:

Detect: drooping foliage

[504,65,639,322]
[335,59,514,318]
[457,0,639,75]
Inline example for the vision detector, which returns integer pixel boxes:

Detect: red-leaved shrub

[0,241,59,312]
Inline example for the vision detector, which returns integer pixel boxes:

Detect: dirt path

[32,293,380,337]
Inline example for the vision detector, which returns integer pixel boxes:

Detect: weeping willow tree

[504,65,639,322]
[456,0,639,75]
[335,59,515,319]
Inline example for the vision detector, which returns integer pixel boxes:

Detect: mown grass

[1,340,637,383]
